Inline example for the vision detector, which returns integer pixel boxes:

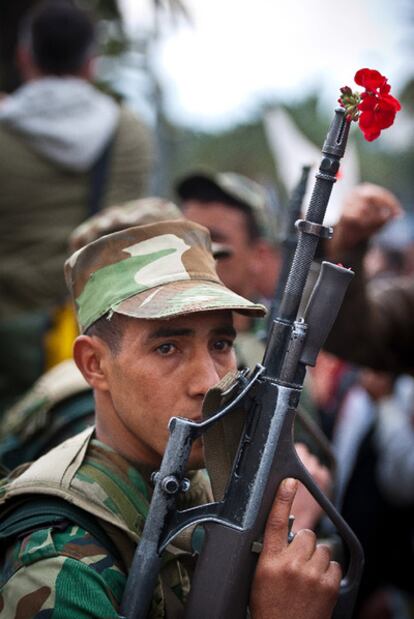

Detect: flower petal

[355,68,386,90]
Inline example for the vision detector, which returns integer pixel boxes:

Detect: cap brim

[111,279,266,320]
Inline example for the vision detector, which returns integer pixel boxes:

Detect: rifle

[120,107,364,619]
[267,163,311,328]
[266,163,336,471]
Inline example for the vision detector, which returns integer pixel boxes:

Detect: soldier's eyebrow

[148,327,194,340]
[212,325,237,339]
[147,324,236,340]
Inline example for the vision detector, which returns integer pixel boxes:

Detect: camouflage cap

[69,196,232,258]
[69,197,182,251]
[65,220,266,333]
[175,171,279,245]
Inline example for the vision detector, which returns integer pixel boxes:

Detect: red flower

[354,68,386,91]
[358,89,401,141]
[338,68,401,141]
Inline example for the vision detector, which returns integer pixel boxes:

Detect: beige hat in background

[69,196,232,258]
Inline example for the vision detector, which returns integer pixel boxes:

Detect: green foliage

[400,78,414,113]
[163,116,288,203]
[75,0,121,20]
[358,145,414,209]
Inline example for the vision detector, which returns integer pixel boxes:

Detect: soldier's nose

[187,354,221,398]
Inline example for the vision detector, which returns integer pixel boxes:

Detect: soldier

[0,220,341,618]
[176,170,280,365]
[176,170,280,300]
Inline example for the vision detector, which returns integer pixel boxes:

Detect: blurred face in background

[359,368,394,401]
[182,200,256,298]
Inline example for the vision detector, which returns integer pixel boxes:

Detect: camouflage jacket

[0,360,94,471]
[0,427,211,618]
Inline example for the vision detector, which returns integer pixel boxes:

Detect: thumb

[261,478,298,556]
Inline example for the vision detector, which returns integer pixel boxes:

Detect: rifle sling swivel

[295,219,333,239]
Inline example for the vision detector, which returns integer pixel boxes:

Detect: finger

[324,560,343,590]
[315,561,342,612]
[261,478,298,556]
[308,543,332,572]
[289,528,317,560]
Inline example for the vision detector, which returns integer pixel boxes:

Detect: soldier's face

[98,310,237,468]
[182,201,256,297]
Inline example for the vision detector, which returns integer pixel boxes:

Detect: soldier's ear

[73,335,110,392]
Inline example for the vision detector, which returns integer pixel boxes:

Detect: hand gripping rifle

[120,108,364,619]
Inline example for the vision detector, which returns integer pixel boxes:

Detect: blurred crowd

[0,2,413,618]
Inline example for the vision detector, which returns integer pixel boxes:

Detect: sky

[117,0,413,131]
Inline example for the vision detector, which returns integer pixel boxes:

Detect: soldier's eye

[212,339,233,352]
[156,343,176,356]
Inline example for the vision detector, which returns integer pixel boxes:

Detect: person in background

[0,0,154,412]
[318,182,414,618]
[176,170,281,306]
[326,367,414,619]
[323,182,412,373]
[176,170,282,370]
[375,374,414,506]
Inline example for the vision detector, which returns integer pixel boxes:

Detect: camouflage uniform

[0,221,265,616]
[0,359,93,470]
[0,428,211,618]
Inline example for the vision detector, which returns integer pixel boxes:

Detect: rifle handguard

[300,261,354,366]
